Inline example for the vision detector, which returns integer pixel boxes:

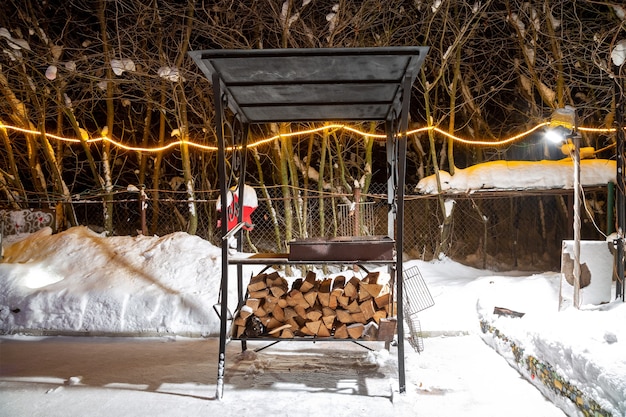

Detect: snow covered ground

[0,227,624,416]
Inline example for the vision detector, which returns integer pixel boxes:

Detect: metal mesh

[403,265,435,353]
[337,202,378,237]
[407,318,425,353]
[9,184,609,272]
[403,265,435,314]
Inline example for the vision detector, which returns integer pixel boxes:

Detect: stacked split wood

[232,270,397,341]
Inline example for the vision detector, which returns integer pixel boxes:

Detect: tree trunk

[175,0,197,235]
[99,0,115,235]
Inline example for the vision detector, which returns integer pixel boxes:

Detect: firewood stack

[232,270,397,341]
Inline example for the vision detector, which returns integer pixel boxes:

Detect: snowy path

[0,334,565,417]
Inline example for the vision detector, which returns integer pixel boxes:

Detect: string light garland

[0,122,619,154]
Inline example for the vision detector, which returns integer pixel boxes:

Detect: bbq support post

[190,47,429,399]
[394,74,413,394]
[213,72,229,400]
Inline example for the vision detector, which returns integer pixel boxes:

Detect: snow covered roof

[415,159,616,194]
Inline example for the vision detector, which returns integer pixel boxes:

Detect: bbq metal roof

[189,47,429,124]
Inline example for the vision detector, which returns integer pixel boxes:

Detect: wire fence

[2,184,611,271]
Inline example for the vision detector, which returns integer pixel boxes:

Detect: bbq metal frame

[189,47,429,399]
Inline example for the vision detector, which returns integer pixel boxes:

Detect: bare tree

[0,0,623,250]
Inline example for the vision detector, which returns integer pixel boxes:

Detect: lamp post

[617,98,626,301]
[547,106,581,308]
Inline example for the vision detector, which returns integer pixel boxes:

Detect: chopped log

[238,305,254,320]
[322,315,335,330]
[280,328,295,338]
[305,320,322,335]
[347,323,364,339]
[374,292,391,309]
[233,315,247,327]
[329,295,338,310]
[253,305,268,317]
[277,298,288,308]
[334,323,349,339]
[346,300,361,313]
[359,299,376,321]
[493,306,525,318]
[294,304,308,320]
[247,274,267,292]
[272,304,285,322]
[268,323,291,335]
[299,325,315,336]
[245,298,261,311]
[299,270,317,292]
[322,306,336,316]
[358,291,372,302]
[332,275,346,290]
[291,278,303,291]
[317,323,331,337]
[372,309,387,324]
[249,289,270,299]
[283,307,298,320]
[266,316,284,330]
[351,311,366,324]
[360,283,383,298]
[264,295,279,310]
[303,290,318,307]
[343,277,361,299]
[329,288,343,309]
[318,279,332,307]
[365,271,380,284]
[285,317,300,332]
[260,316,271,328]
[318,292,330,307]
[338,295,350,308]
[377,318,397,342]
[322,307,336,329]
[270,285,287,298]
[384,301,396,315]
[264,271,280,285]
[235,325,246,338]
[286,289,308,308]
[336,309,354,324]
[306,307,323,322]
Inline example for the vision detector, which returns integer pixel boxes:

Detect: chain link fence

[4,184,611,272]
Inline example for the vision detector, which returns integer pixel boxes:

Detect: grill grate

[403,265,435,353]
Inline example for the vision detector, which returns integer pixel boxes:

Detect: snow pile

[0,226,226,336]
[477,280,626,416]
[415,159,616,194]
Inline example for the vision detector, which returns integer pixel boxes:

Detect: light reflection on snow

[21,266,64,289]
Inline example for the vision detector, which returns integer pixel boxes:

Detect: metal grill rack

[403,265,435,352]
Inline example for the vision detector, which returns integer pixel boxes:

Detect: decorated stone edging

[479,320,612,417]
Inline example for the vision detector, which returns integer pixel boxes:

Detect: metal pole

[616,89,625,301]
[395,74,412,394]
[236,122,249,352]
[213,73,229,400]
[573,133,581,308]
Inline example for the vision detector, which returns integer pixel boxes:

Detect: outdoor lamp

[547,106,577,140]
[546,106,581,309]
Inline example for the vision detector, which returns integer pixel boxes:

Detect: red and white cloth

[216,184,258,231]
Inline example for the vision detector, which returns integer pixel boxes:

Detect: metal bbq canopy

[189,46,429,399]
